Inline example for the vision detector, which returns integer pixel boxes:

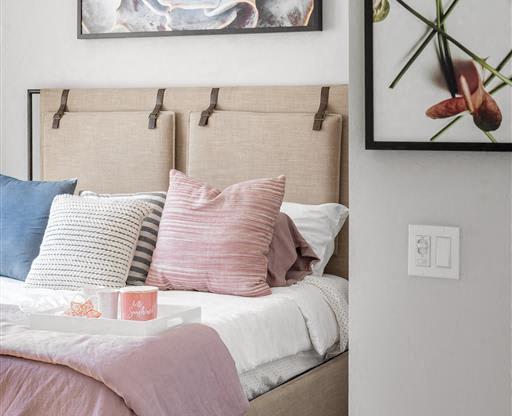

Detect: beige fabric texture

[41,111,175,194]
[40,86,348,277]
[188,111,342,204]
[246,352,348,416]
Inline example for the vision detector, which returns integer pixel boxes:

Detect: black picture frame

[364,0,512,152]
[77,0,323,39]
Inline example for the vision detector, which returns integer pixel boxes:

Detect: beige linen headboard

[39,86,349,278]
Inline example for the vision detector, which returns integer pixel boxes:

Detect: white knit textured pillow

[80,191,167,286]
[25,195,152,290]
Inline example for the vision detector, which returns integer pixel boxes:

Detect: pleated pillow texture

[146,170,286,297]
[80,191,167,285]
[25,195,152,290]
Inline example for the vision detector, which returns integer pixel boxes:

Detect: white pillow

[280,202,349,276]
[80,191,167,286]
[25,195,152,290]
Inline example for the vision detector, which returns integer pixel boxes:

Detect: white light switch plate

[408,225,460,279]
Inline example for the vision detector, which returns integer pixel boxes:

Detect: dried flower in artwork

[426,60,502,132]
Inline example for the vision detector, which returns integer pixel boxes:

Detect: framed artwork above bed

[78,0,322,38]
[365,0,512,151]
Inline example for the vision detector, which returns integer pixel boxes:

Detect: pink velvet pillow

[146,170,285,297]
[267,213,320,287]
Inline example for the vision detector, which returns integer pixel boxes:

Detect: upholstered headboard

[39,86,349,278]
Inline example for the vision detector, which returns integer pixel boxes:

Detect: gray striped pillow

[25,195,152,290]
[80,191,167,285]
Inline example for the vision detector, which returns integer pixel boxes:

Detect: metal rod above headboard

[27,89,41,181]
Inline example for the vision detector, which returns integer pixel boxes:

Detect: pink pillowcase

[146,170,285,297]
[267,213,320,287]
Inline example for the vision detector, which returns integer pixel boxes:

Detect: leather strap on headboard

[199,88,220,126]
[52,89,70,129]
[148,89,166,129]
[313,87,330,131]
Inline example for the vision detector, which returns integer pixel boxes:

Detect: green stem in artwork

[429,75,512,141]
[396,0,512,88]
[389,0,461,89]
[429,116,463,141]
[489,76,512,95]
[483,131,498,143]
[484,49,512,86]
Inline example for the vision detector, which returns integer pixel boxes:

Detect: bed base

[247,352,348,416]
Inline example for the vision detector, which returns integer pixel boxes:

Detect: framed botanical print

[366,0,512,151]
[78,0,322,39]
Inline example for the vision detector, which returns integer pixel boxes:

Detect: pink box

[119,286,158,321]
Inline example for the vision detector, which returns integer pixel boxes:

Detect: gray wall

[1,1,511,415]
[349,1,511,416]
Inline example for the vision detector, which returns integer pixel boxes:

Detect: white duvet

[0,275,348,374]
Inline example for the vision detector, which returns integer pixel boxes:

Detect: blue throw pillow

[0,174,77,281]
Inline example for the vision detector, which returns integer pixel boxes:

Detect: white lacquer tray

[29,305,201,336]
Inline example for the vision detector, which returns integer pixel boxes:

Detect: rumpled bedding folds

[0,275,348,415]
[0,306,248,416]
[1,356,136,416]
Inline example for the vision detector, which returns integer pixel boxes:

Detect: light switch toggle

[435,237,451,268]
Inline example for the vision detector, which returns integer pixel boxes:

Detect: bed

[1,274,347,400]
[2,85,349,416]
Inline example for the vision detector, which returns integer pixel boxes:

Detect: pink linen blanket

[0,305,249,416]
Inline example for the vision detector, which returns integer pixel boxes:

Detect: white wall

[1,1,511,415]
[0,0,348,178]
[349,1,511,416]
